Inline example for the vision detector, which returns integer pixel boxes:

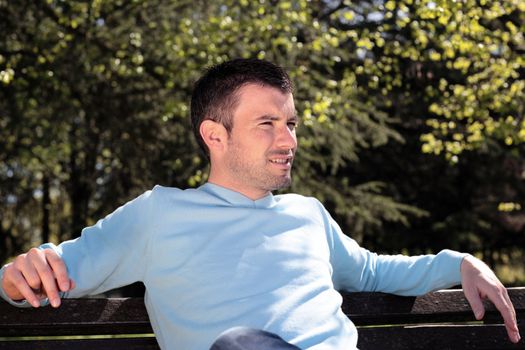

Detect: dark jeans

[210,327,301,350]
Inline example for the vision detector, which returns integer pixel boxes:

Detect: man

[0,59,521,349]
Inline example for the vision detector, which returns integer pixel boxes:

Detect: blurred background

[1,0,524,286]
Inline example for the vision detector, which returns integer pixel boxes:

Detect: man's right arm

[1,248,74,308]
[1,187,158,308]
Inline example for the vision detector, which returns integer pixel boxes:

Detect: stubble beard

[226,141,293,194]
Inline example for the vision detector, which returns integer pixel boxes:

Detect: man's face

[221,83,298,199]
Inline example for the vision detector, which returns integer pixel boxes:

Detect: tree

[0,0,410,262]
[321,0,525,273]
[1,0,524,284]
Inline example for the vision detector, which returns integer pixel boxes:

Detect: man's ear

[200,120,227,154]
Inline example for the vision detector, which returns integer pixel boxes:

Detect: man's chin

[269,176,292,191]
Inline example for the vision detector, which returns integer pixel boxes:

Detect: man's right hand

[1,248,74,308]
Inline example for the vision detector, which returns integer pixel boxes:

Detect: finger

[7,268,41,308]
[29,250,62,308]
[487,288,520,343]
[19,254,43,291]
[44,249,70,292]
[463,285,485,320]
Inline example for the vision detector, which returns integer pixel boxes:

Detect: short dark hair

[190,58,293,156]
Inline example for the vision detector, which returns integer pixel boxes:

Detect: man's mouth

[269,158,291,164]
[268,150,295,167]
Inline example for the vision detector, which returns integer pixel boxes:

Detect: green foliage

[0,0,407,260]
[322,0,525,161]
[1,0,524,283]
[310,1,525,273]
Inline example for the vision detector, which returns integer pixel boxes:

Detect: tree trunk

[42,174,50,243]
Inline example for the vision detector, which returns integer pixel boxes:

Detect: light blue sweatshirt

[0,183,466,349]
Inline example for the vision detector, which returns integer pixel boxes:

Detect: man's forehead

[226,84,297,126]
[236,83,295,108]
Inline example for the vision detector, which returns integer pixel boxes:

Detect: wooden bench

[0,288,524,349]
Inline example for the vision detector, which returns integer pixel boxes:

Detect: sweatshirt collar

[199,182,277,209]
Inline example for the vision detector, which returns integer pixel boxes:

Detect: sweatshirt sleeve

[1,188,156,306]
[322,205,468,296]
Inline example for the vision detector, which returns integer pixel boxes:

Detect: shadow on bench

[0,288,524,349]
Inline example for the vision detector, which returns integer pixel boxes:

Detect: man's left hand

[461,255,521,343]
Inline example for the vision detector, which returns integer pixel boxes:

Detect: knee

[211,326,259,348]
[219,326,258,338]
[210,327,300,350]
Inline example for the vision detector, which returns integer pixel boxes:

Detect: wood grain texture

[1,288,524,349]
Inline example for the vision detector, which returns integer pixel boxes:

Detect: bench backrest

[0,288,524,349]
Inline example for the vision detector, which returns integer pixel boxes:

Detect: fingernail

[51,299,59,308]
[513,331,521,343]
[60,281,70,291]
[31,300,40,308]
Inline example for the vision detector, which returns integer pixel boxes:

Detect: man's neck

[206,180,270,201]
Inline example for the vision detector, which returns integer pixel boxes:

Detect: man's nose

[276,125,297,150]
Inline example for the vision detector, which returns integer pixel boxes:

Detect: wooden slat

[0,287,524,349]
[0,337,160,350]
[0,298,152,337]
[343,287,525,326]
[357,324,525,350]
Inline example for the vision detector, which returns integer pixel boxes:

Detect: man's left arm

[460,255,521,343]
[319,201,521,343]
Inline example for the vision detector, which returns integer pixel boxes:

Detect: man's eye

[287,122,297,129]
